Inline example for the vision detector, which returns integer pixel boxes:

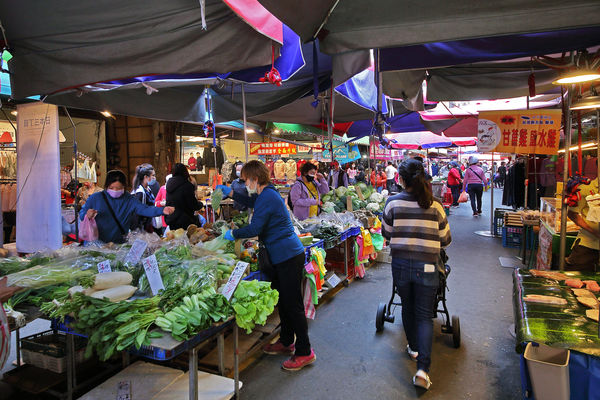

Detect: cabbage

[323,202,336,213]
[369,192,384,203]
[356,182,368,193]
[366,203,380,212]
[335,186,348,197]
[322,194,332,203]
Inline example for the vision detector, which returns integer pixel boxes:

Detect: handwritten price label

[97,260,111,273]
[142,254,164,295]
[124,239,147,265]
[222,261,249,301]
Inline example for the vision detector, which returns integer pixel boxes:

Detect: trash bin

[524,342,570,400]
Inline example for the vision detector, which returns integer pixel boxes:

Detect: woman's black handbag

[258,243,274,281]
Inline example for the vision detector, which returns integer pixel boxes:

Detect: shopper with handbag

[80,170,174,244]
[289,162,329,220]
[216,161,315,371]
[165,163,203,230]
[462,156,488,216]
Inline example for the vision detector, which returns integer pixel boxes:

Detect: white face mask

[246,180,258,195]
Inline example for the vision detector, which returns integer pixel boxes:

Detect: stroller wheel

[376,302,386,332]
[452,315,461,348]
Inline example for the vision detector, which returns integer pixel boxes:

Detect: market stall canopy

[385,131,453,150]
[0,0,285,99]
[256,0,600,54]
[379,26,600,72]
[448,136,478,147]
[253,67,387,124]
[43,38,369,123]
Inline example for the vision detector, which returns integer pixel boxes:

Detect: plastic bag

[371,232,384,252]
[79,215,99,241]
[458,191,469,203]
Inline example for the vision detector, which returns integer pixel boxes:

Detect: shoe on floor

[406,345,418,362]
[473,212,478,216]
[263,340,295,355]
[282,349,316,371]
[413,369,432,390]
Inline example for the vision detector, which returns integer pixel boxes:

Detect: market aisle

[240,189,523,400]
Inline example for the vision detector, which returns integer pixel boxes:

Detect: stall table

[53,317,239,400]
[512,269,600,399]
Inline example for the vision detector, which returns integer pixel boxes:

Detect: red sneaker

[263,340,295,355]
[282,350,316,371]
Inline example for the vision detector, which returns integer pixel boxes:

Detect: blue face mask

[236,171,241,178]
[148,178,156,186]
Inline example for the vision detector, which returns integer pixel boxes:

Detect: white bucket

[524,343,570,400]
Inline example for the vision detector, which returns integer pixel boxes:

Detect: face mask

[106,189,124,198]
[236,171,241,177]
[306,174,315,182]
[148,178,156,186]
[247,181,258,195]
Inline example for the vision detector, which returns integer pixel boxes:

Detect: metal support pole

[490,152,495,235]
[597,109,600,338]
[189,346,198,400]
[328,87,334,162]
[217,332,225,375]
[242,84,249,163]
[63,107,78,241]
[558,88,573,271]
[234,324,240,399]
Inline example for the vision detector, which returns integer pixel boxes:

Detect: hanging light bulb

[552,69,600,85]
[570,95,600,110]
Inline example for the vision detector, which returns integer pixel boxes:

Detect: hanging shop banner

[16,102,62,253]
[370,145,392,160]
[322,140,361,164]
[250,142,297,155]
[477,109,562,155]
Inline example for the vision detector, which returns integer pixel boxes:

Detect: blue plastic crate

[51,317,88,338]
[502,226,535,249]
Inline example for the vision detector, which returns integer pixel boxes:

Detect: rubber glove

[216,185,232,197]
[224,229,235,241]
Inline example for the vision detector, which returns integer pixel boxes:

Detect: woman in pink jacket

[462,156,488,216]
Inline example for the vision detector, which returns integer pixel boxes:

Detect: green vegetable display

[230,280,279,333]
[155,288,231,341]
[6,263,94,289]
[211,189,224,210]
[43,294,164,361]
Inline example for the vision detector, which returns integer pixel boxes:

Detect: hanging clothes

[203,146,225,170]
[285,159,297,182]
[502,161,526,208]
[273,159,286,180]
[265,159,275,178]
[221,160,234,184]
[583,156,598,180]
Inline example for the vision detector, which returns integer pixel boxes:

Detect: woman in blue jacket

[217,161,316,371]
[80,170,174,244]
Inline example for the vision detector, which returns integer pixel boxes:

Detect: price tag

[142,254,164,295]
[326,273,342,288]
[222,261,249,301]
[116,380,131,400]
[124,239,147,265]
[97,260,111,273]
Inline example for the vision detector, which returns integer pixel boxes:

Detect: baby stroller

[375,250,461,348]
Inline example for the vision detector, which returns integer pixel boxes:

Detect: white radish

[91,271,133,290]
[90,285,137,302]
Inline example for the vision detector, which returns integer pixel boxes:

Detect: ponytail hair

[398,159,433,209]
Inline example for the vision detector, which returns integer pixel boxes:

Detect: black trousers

[271,252,311,356]
[386,179,396,193]
[448,184,461,206]
[467,183,484,213]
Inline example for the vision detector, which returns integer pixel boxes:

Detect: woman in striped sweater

[382,158,452,391]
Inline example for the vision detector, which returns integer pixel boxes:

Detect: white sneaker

[413,369,432,390]
[406,345,418,362]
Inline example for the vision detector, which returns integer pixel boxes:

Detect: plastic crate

[51,317,88,338]
[326,260,355,280]
[244,270,267,281]
[502,226,523,248]
[494,208,513,236]
[20,330,86,374]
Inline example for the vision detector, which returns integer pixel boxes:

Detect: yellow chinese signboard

[477,109,562,155]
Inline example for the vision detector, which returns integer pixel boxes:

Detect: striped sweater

[382,192,452,262]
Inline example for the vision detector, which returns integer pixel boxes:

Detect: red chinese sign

[477,109,562,155]
[250,142,297,155]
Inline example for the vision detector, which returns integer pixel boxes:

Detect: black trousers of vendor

[271,252,311,356]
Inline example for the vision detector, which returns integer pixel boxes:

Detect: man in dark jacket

[165,163,203,230]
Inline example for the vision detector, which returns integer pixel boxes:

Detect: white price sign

[222,261,249,301]
[97,260,111,273]
[124,239,147,265]
[326,273,342,288]
[142,254,164,295]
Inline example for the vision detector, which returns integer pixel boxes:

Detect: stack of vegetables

[3,234,279,361]
[321,183,387,214]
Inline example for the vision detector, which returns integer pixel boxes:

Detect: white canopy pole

[242,83,249,163]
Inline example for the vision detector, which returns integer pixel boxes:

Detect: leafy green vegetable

[6,264,94,289]
[230,280,278,333]
[211,189,224,210]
